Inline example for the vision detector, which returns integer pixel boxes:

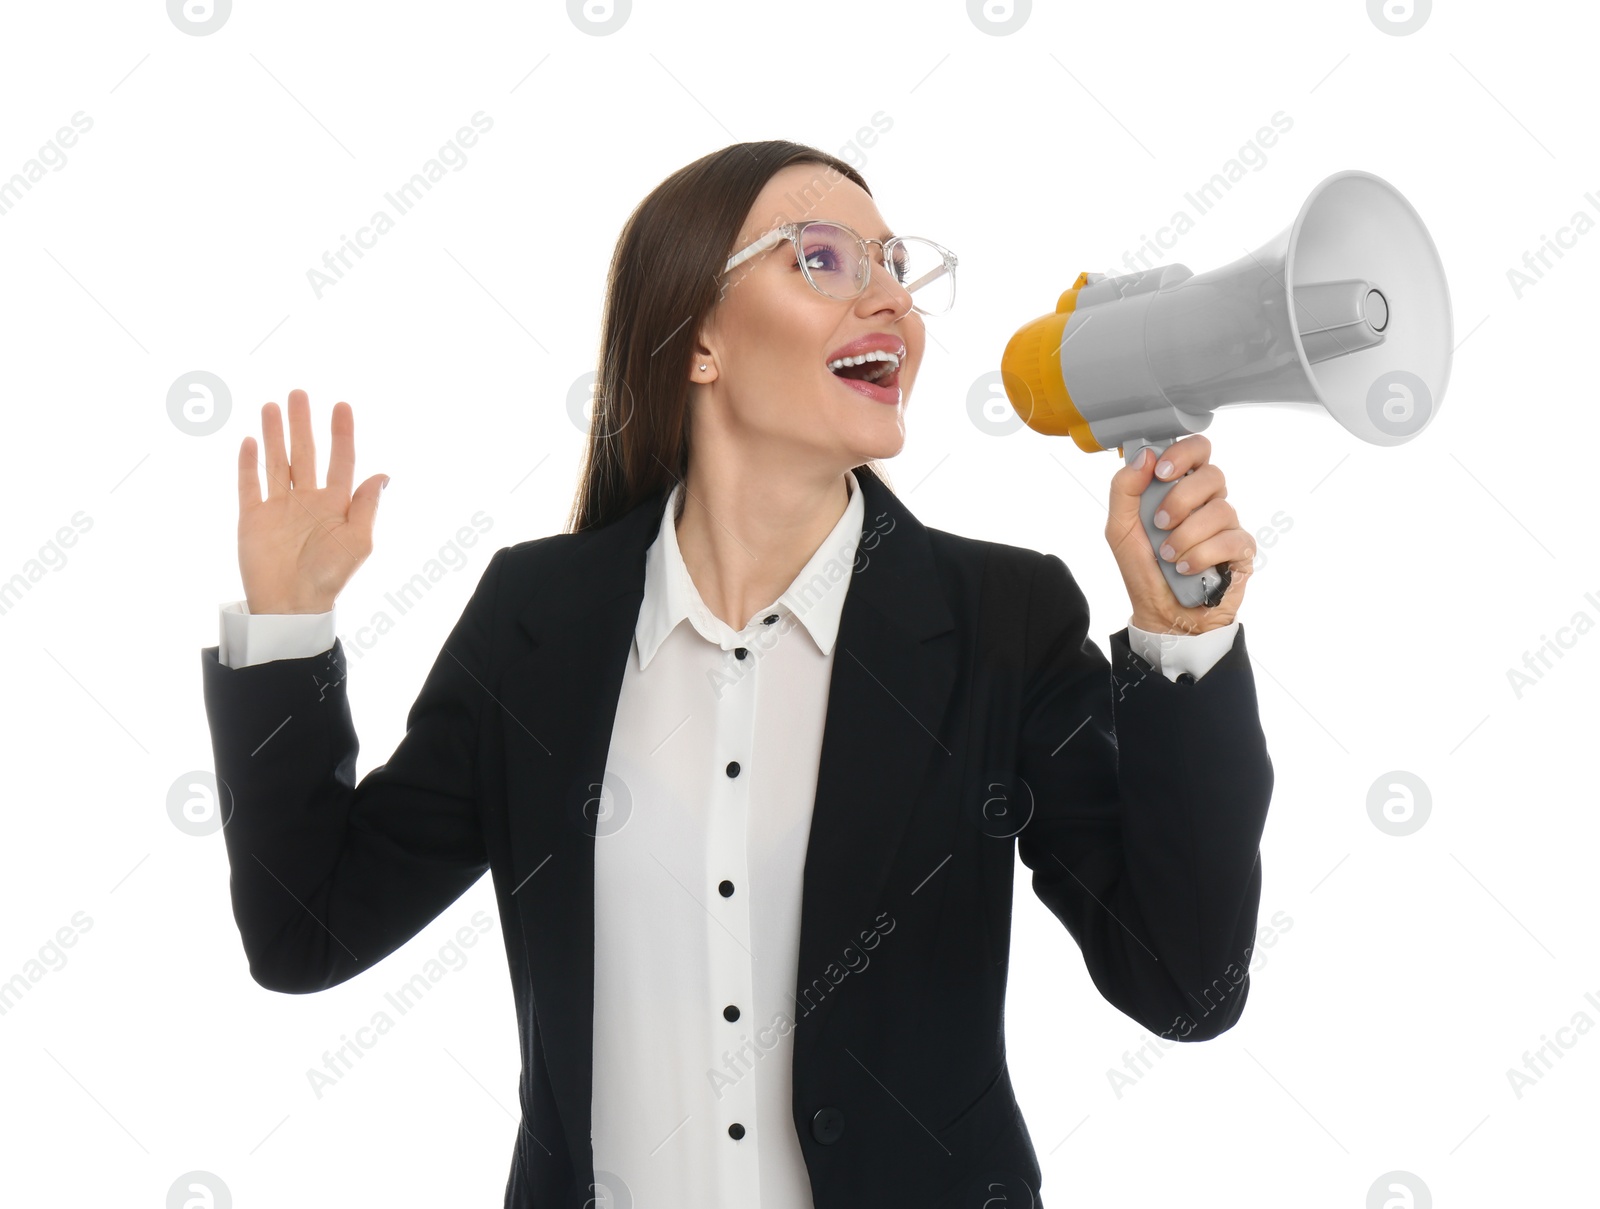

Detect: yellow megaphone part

[998,270,1107,454]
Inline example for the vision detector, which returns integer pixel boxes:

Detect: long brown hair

[565,140,897,534]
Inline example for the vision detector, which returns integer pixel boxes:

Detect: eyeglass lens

[797,222,954,314]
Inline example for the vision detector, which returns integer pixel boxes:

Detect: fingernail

[1155,460,1174,479]
[1154,509,1170,529]
[382,476,391,491]
[1160,542,1175,561]
[1176,560,1191,573]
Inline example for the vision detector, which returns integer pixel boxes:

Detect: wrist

[1129,613,1178,634]
[246,598,335,615]
[1129,613,1214,638]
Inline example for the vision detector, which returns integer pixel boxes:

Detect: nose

[861,250,913,316]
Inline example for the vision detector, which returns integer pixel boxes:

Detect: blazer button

[1176,671,1196,685]
[811,1106,845,1144]
[735,647,748,659]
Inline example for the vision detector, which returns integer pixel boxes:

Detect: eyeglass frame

[720,219,959,315]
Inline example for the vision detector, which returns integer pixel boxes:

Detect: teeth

[827,349,901,372]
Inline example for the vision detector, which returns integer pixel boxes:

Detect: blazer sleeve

[1014,552,1274,1041]
[198,546,509,994]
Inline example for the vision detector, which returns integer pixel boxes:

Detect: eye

[801,247,839,272]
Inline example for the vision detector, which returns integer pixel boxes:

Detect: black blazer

[200,462,1273,1209]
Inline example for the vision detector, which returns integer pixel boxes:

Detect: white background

[0,0,1593,1205]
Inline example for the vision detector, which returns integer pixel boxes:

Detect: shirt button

[763,613,778,625]
[734,647,748,659]
[726,760,740,778]
[728,1122,746,1140]
[724,1004,740,1021]
[719,880,735,897]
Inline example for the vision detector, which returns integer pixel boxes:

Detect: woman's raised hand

[237,388,389,615]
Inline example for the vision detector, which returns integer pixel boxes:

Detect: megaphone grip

[1125,437,1231,610]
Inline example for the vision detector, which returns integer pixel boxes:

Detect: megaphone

[1000,169,1452,609]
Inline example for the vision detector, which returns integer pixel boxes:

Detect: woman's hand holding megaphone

[1105,433,1254,636]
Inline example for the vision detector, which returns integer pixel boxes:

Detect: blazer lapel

[497,465,957,1179]
[788,469,958,1055]
[497,489,662,1178]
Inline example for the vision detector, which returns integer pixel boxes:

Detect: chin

[856,419,908,461]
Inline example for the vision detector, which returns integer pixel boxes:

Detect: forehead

[739,163,891,244]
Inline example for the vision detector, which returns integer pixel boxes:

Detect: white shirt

[215,469,1237,1207]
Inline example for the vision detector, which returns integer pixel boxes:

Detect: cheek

[902,354,922,391]
[753,306,835,376]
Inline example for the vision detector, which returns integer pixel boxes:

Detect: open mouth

[827,350,901,389]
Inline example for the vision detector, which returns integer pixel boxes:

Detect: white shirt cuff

[1125,618,1240,682]
[219,600,337,669]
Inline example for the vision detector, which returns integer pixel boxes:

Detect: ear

[689,324,717,382]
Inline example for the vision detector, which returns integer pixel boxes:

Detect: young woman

[202,140,1272,1209]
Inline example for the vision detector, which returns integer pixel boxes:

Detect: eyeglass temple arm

[724,228,788,273]
[901,262,952,294]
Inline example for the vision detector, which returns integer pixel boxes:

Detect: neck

[674,453,854,632]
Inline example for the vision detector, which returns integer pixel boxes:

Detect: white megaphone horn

[1000,169,1453,609]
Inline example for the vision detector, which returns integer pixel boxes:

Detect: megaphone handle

[1124,437,1231,611]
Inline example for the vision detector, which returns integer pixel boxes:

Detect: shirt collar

[635,468,865,669]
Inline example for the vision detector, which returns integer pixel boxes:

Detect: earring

[699,364,708,371]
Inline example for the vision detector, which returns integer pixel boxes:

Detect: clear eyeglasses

[721,220,958,315]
